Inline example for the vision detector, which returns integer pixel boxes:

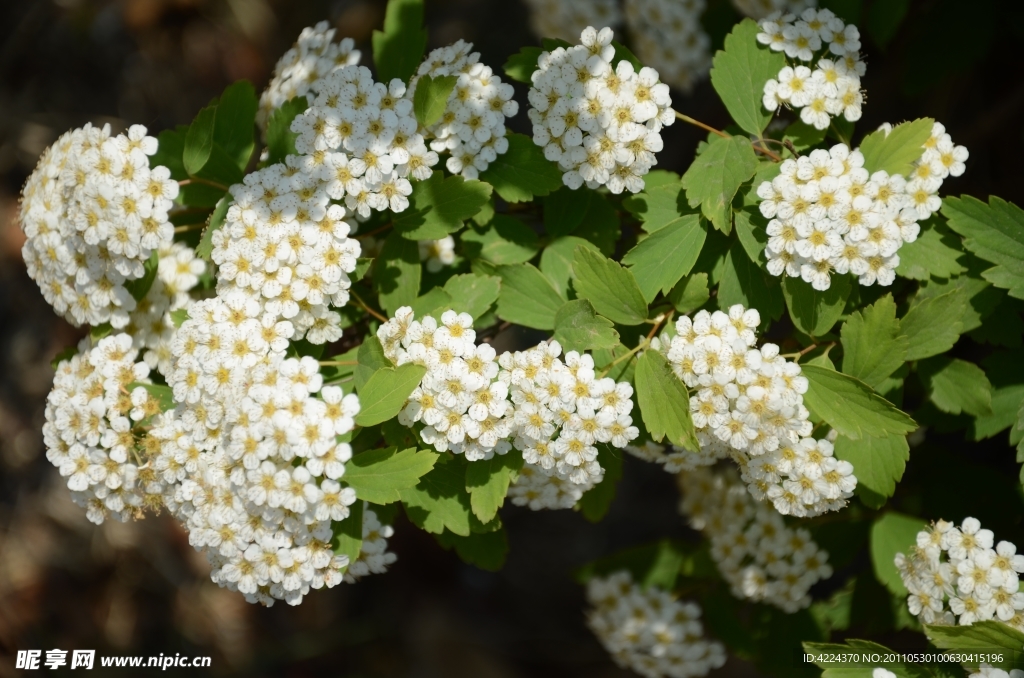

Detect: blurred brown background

[2,0,1024,676]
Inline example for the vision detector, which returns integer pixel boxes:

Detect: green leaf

[841,294,908,389]
[867,0,910,49]
[400,455,475,536]
[332,499,363,566]
[375,232,421,315]
[353,257,374,282]
[942,196,1024,299]
[478,132,563,203]
[870,511,926,594]
[539,236,598,297]
[575,539,689,591]
[733,207,769,264]
[394,171,492,240]
[265,97,308,165]
[355,337,394,391]
[170,309,189,328]
[573,189,620,255]
[553,299,620,353]
[858,118,934,176]
[783,274,851,337]
[611,40,642,70]
[465,450,524,523]
[213,80,257,170]
[577,444,624,522]
[782,120,827,152]
[195,195,230,261]
[183,104,217,176]
[442,273,501,320]
[622,215,707,303]
[682,135,758,233]
[621,181,689,234]
[899,290,966,360]
[709,19,788,137]
[412,74,458,128]
[435,527,509,571]
[924,621,1024,671]
[834,434,909,508]
[90,322,113,340]
[668,273,710,314]
[571,246,648,326]
[895,218,967,280]
[495,263,565,330]
[636,350,699,451]
[150,128,187,179]
[409,288,454,319]
[123,250,159,302]
[460,214,540,265]
[353,364,427,427]
[718,240,784,321]
[126,382,175,412]
[371,0,428,84]
[503,46,543,84]
[344,447,439,504]
[918,356,993,416]
[543,185,590,237]
[801,364,917,440]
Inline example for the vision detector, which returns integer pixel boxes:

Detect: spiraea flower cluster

[19,124,178,329]
[256,21,361,135]
[895,517,1024,629]
[759,8,864,130]
[528,26,674,194]
[522,0,623,44]
[211,162,361,345]
[652,304,856,517]
[586,571,726,678]
[623,0,711,93]
[343,505,398,583]
[679,467,833,612]
[899,121,970,221]
[410,41,519,179]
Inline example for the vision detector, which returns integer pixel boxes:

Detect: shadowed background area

[2,0,1024,676]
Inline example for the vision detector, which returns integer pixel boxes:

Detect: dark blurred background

[2,0,1024,676]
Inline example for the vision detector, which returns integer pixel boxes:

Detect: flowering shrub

[17,0,1024,676]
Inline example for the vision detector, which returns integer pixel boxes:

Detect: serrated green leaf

[375,232,421,315]
[543,185,590,237]
[924,621,1024,671]
[409,288,454,319]
[495,263,565,330]
[572,247,648,326]
[442,273,501,320]
[918,356,993,416]
[401,455,474,536]
[621,181,689,233]
[553,299,620,353]
[539,236,598,297]
[870,511,926,595]
[859,118,934,176]
[344,447,439,503]
[435,526,509,571]
[841,294,908,389]
[465,450,524,523]
[461,214,540,265]
[834,434,909,508]
[183,104,217,176]
[353,258,374,282]
[622,214,707,303]
[636,350,699,451]
[801,364,917,440]
[371,0,428,84]
[895,218,967,280]
[265,97,308,165]
[355,337,394,391]
[668,273,710,314]
[718,239,784,321]
[783,273,851,337]
[394,171,491,240]
[682,134,758,233]
[478,132,563,202]
[503,46,544,84]
[126,382,175,412]
[332,500,363,566]
[213,80,257,170]
[577,444,624,522]
[942,196,1024,299]
[124,250,159,302]
[195,194,230,261]
[899,290,966,360]
[412,74,458,127]
[710,19,788,136]
[733,208,769,264]
[353,364,427,427]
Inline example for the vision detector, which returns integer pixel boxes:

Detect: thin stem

[600,342,646,378]
[646,310,673,343]
[173,223,206,233]
[781,341,835,362]
[319,360,358,366]
[673,109,782,161]
[179,177,229,192]
[349,289,387,323]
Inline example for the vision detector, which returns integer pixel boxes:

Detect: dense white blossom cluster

[528,26,674,194]
[679,467,833,612]
[256,21,361,135]
[522,0,623,43]
[733,0,816,20]
[19,124,178,329]
[896,517,1024,629]
[586,571,726,678]
[759,9,865,130]
[343,505,398,583]
[624,0,711,93]
[410,41,519,179]
[899,121,970,221]
[652,305,855,516]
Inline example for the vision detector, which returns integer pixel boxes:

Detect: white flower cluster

[528,26,674,194]
[343,504,398,583]
[291,64,437,218]
[653,304,855,517]
[733,0,816,21]
[418,236,456,272]
[210,161,361,345]
[410,41,519,179]
[679,467,833,612]
[586,571,726,678]
[19,123,178,328]
[759,9,864,130]
[901,121,970,221]
[895,517,1024,629]
[42,334,167,525]
[970,667,1024,678]
[256,21,361,134]
[624,0,711,93]
[522,0,623,43]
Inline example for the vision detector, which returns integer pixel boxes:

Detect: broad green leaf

[169,309,189,328]
[718,240,784,321]
[942,196,1024,299]
[478,132,563,202]
[611,40,642,70]
[918,357,993,416]
[668,273,710,314]
[783,274,851,337]
[543,186,590,237]
[841,294,908,389]
[870,511,926,594]
[867,0,910,48]
[682,134,758,233]
[435,527,509,571]
[150,128,187,179]
[412,74,458,127]
[803,639,932,678]
[733,208,769,264]
[573,189,620,255]
[442,273,500,320]
[622,214,707,303]
[183,104,216,176]
[124,250,159,302]
[352,258,374,282]
[353,364,427,427]
[974,383,1024,442]
[834,434,909,508]
[265,97,308,165]
[924,621,1024,671]
[409,288,454,318]
[126,382,175,413]
[553,300,620,353]
[858,118,934,176]
[461,214,540,265]
[801,364,917,439]
[575,539,689,591]
[213,80,257,170]
[400,455,474,536]
[495,263,565,330]
[503,46,543,84]
[572,247,648,326]
[636,351,699,451]
[895,218,967,280]
[539,236,598,297]
[332,499,363,566]
[782,120,827,152]
[709,18,788,136]
[375,232,421,315]
[916,272,1000,334]
[621,180,688,233]
[394,171,492,240]
[355,337,394,391]
[195,195,229,260]
[371,0,428,84]
[577,444,624,522]
[344,447,438,504]
[465,450,524,523]
[899,290,966,360]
